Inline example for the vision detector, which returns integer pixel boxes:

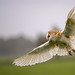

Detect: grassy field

[0,57,75,75]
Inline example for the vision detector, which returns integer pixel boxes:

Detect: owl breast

[59,34,71,48]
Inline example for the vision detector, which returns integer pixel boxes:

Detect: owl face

[46,32,54,41]
[46,33,50,40]
[46,30,61,41]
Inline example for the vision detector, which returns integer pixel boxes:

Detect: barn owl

[13,7,75,66]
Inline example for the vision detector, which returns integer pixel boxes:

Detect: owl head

[46,30,61,41]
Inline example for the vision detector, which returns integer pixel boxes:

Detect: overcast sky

[0,0,75,39]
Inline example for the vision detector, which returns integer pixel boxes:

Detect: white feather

[67,7,75,19]
[13,47,58,66]
[57,48,68,56]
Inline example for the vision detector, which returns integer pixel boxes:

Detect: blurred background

[0,0,75,75]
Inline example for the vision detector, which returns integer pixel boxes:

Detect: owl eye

[48,34,50,38]
[46,33,50,40]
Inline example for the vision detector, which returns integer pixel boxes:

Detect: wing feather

[13,41,68,66]
[70,36,75,50]
[67,7,75,19]
[62,7,75,53]
[62,7,75,36]
[13,41,54,66]
[57,48,68,56]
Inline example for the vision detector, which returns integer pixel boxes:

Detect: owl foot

[72,49,75,53]
[68,51,72,56]
[66,46,72,56]
[68,49,75,56]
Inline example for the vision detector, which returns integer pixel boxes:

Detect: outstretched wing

[62,7,75,50]
[62,7,75,36]
[13,41,68,66]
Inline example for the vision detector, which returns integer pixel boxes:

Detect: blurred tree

[0,36,35,57]
[36,34,47,46]
[0,26,62,58]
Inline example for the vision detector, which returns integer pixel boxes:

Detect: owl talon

[72,49,75,53]
[69,51,72,56]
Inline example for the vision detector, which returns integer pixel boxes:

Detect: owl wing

[13,41,68,66]
[62,7,75,50]
[62,7,75,36]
